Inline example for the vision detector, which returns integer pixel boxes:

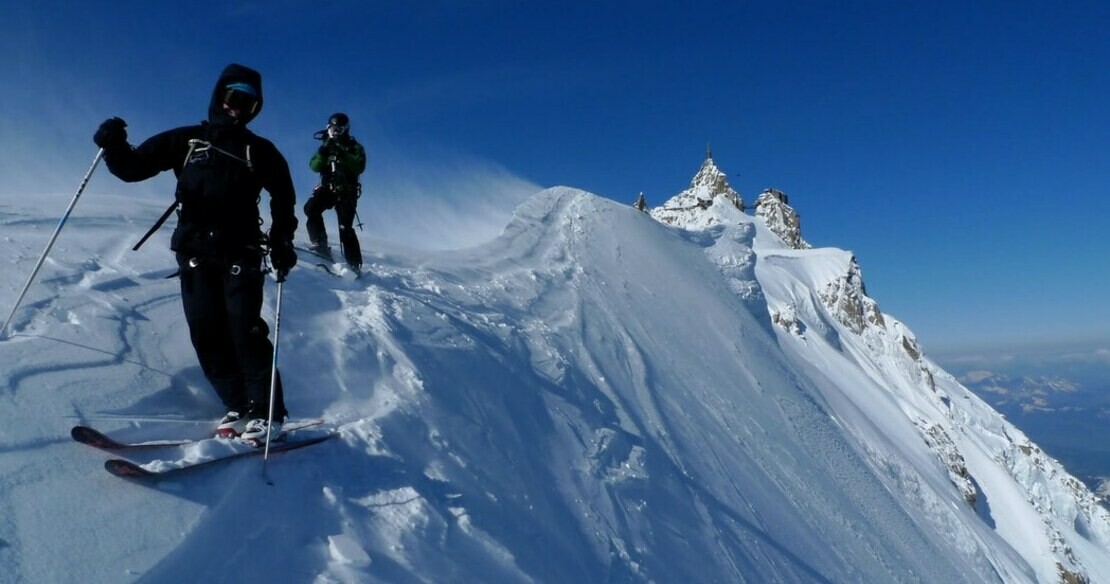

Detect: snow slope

[1,176,1107,583]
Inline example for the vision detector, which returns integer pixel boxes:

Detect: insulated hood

[208,63,263,127]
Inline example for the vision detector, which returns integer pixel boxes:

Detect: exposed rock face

[754,189,809,249]
[650,156,744,229]
[818,256,885,334]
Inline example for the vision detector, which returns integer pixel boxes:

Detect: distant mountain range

[955,367,1110,502]
[959,371,1083,412]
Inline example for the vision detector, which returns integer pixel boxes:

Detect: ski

[313,262,342,277]
[295,244,335,263]
[295,245,360,279]
[104,432,338,479]
[71,418,324,452]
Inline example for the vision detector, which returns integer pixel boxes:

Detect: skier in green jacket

[305,113,367,272]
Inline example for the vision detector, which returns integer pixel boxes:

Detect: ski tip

[104,459,155,478]
[72,425,123,449]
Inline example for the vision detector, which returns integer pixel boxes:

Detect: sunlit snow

[1,171,1107,583]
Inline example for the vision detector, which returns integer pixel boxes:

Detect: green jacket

[310,136,366,190]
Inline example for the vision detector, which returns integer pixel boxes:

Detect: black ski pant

[177,253,286,422]
[304,185,361,268]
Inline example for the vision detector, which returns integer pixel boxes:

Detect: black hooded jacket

[102,64,297,257]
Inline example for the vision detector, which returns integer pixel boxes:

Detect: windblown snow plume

[1,155,1108,583]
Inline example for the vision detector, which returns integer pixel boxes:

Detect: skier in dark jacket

[305,113,366,272]
[92,63,298,443]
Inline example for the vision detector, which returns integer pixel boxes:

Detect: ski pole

[261,277,284,482]
[1,148,105,339]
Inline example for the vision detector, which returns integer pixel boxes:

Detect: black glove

[270,239,297,282]
[324,138,349,154]
[93,117,128,149]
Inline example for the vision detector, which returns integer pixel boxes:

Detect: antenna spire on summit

[706,142,713,160]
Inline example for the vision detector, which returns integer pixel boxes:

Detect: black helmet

[327,113,349,137]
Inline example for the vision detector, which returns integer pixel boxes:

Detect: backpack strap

[188,138,253,170]
[131,138,206,251]
[132,135,256,252]
[132,200,180,251]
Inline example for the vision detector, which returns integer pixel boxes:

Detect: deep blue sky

[3,0,1108,357]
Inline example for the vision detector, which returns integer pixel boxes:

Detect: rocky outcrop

[818,257,885,334]
[650,155,744,229]
[754,189,809,249]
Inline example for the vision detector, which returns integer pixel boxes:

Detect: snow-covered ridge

[649,156,1110,583]
[2,162,1108,582]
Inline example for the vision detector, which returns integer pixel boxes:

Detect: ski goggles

[221,83,260,115]
[327,123,348,138]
